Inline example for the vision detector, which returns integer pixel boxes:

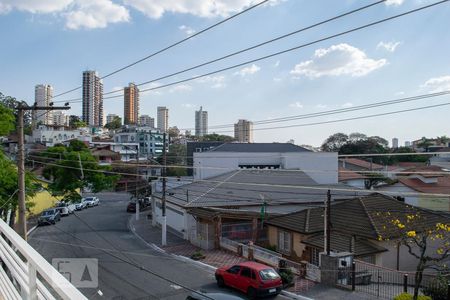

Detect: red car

[215,261,283,299]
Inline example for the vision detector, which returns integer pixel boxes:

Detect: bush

[190,251,205,261]
[393,293,431,300]
[422,276,449,300]
[279,268,294,287]
[265,244,277,252]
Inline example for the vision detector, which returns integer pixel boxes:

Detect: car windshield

[84,197,94,201]
[259,269,280,280]
[42,210,54,216]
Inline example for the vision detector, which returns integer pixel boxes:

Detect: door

[223,265,241,288]
[237,267,253,292]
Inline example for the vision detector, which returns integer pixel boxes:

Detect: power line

[54,0,450,104]
[51,0,271,100]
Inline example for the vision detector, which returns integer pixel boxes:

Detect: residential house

[339,158,384,172]
[266,193,449,271]
[376,165,450,211]
[338,167,367,189]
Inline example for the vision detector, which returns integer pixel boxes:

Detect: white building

[195,106,208,137]
[157,106,168,132]
[82,70,103,127]
[139,114,155,128]
[34,84,53,126]
[32,125,91,147]
[234,119,253,143]
[52,111,69,127]
[90,141,139,161]
[106,114,119,124]
[114,126,167,158]
[392,137,399,149]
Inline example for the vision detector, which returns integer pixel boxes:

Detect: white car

[75,201,87,210]
[55,201,75,214]
[82,197,96,207]
[55,206,70,217]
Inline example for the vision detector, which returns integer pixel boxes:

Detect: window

[277,230,291,254]
[241,267,251,278]
[227,265,241,274]
[259,269,280,280]
[311,247,320,266]
[251,270,256,280]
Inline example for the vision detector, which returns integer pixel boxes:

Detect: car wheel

[216,276,225,288]
[51,220,56,225]
[247,287,257,300]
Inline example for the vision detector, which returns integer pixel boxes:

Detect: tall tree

[321,133,349,152]
[0,92,32,134]
[0,103,15,136]
[104,116,122,130]
[200,133,235,142]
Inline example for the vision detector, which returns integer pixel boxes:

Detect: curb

[128,214,314,300]
[27,225,38,236]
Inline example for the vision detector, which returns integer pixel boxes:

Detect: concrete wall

[194,151,338,184]
[152,197,187,239]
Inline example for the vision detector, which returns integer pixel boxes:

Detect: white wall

[194,151,338,184]
[152,197,187,239]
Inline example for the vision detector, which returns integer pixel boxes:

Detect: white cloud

[273,60,280,68]
[170,84,192,93]
[377,41,402,52]
[290,43,387,78]
[123,0,282,19]
[289,102,303,109]
[385,0,404,6]
[0,0,73,14]
[64,0,130,30]
[273,77,282,82]
[234,64,261,76]
[196,75,226,88]
[179,24,196,35]
[421,76,450,93]
[316,104,328,109]
[181,103,196,108]
[341,102,353,108]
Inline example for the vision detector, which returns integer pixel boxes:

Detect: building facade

[157,106,168,132]
[52,111,69,127]
[234,119,253,143]
[114,126,167,158]
[195,106,208,137]
[124,83,139,125]
[139,114,155,127]
[392,138,399,148]
[32,125,91,147]
[106,114,119,125]
[82,70,103,127]
[34,84,53,126]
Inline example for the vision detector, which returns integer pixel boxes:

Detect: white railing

[219,237,239,252]
[0,218,88,300]
[253,246,281,267]
[305,262,321,282]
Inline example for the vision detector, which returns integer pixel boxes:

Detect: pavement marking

[27,225,38,236]
[170,284,182,290]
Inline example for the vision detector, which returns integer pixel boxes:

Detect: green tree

[163,144,187,176]
[321,133,349,152]
[0,92,32,134]
[168,126,180,139]
[378,213,450,300]
[417,137,433,152]
[436,135,449,147]
[39,140,118,201]
[389,147,429,164]
[200,133,235,142]
[104,116,122,130]
[0,103,15,136]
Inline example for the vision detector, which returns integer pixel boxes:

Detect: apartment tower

[124,83,139,125]
[34,84,53,125]
[234,119,253,143]
[139,115,155,127]
[82,70,103,127]
[195,106,208,137]
[157,106,169,132]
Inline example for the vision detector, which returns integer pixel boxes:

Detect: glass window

[259,269,280,280]
[251,270,256,280]
[227,265,241,274]
[277,230,291,254]
[311,247,320,266]
[240,267,251,278]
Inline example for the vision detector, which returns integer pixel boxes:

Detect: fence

[0,218,87,300]
[335,259,450,299]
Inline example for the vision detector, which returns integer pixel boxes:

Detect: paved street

[29,192,291,300]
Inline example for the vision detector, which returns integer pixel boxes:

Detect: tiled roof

[398,177,450,194]
[402,165,449,178]
[302,233,387,257]
[208,143,311,153]
[341,158,384,170]
[338,167,367,181]
[266,193,450,240]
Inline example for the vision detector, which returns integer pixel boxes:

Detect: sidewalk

[129,212,379,300]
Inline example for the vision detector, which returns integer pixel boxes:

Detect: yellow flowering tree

[377,211,449,300]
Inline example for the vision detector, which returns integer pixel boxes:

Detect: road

[29,192,291,300]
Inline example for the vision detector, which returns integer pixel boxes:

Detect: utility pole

[77,152,84,199]
[162,132,167,246]
[17,104,70,240]
[325,190,331,255]
[135,154,140,221]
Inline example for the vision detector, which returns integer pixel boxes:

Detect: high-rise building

[195,106,208,137]
[405,141,411,147]
[106,114,119,124]
[34,84,53,125]
[392,138,399,149]
[157,106,169,132]
[234,119,253,143]
[82,70,103,127]
[124,83,139,125]
[139,115,155,127]
[53,111,69,126]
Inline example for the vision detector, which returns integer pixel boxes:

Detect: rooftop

[207,143,311,153]
[341,158,384,170]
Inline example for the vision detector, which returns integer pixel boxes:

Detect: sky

[0,0,449,147]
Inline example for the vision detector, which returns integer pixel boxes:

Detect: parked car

[75,201,87,211]
[215,261,283,299]
[38,209,61,225]
[126,201,143,213]
[55,201,75,214]
[186,291,243,300]
[55,206,70,217]
[82,197,95,207]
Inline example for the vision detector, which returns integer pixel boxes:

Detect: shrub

[279,268,294,286]
[422,276,449,300]
[190,251,205,261]
[393,293,431,300]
